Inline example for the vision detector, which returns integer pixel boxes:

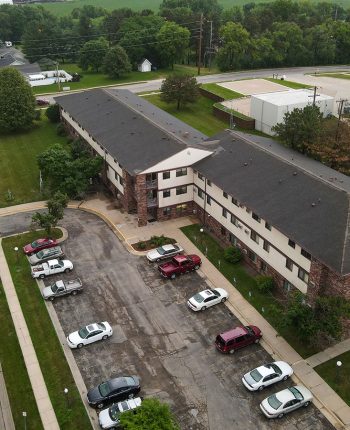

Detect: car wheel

[71,290,77,296]
[171,273,176,279]
[102,335,108,340]
[97,403,104,409]
[254,338,260,344]
[229,349,235,354]
[221,297,227,303]
[282,375,289,381]
[201,306,207,311]
[49,297,55,301]
[77,343,84,349]
[40,274,45,279]
[65,268,70,273]
[258,385,264,391]
[278,413,284,419]
[194,265,200,270]
[303,401,310,408]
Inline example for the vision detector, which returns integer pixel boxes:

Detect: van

[215,325,262,354]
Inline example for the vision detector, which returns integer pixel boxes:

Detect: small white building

[0,0,13,4]
[250,89,334,135]
[138,58,152,73]
[27,70,72,87]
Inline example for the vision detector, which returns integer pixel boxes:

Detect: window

[176,186,187,195]
[260,261,267,272]
[229,233,237,246]
[198,189,204,199]
[231,214,238,226]
[206,195,211,205]
[250,231,259,244]
[115,172,118,181]
[163,189,171,198]
[283,280,293,293]
[298,268,309,283]
[223,192,228,199]
[246,208,251,214]
[232,197,238,206]
[163,207,171,216]
[252,213,261,223]
[207,180,212,186]
[265,222,271,231]
[119,177,124,186]
[288,239,296,249]
[263,240,270,252]
[222,208,227,218]
[176,204,187,213]
[198,173,204,180]
[176,167,187,177]
[301,249,311,260]
[248,250,256,262]
[221,227,226,236]
[163,171,170,180]
[286,258,293,271]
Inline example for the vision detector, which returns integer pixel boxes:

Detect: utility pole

[313,86,317,106]
[197,13,204,76]
[208,20,213,70]
[336,98,347,143]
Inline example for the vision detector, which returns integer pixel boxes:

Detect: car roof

[109,376,134,390]
[161,244,176,251]
[275,388,297,403]
[256,365,275,378]
[219,326,248,341]
[198,289,215,298]
[86,323,99,332]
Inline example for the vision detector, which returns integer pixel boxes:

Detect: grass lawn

[315,351,350,406]
[201,83,244,100]
[265,78,312,89]
[181,224,319,358]
[0,281,43,430]
[33,63,218,95]
[143,93,228,136]
[0,116,68,208]
[2,230,92,430]
[316,73,350,80]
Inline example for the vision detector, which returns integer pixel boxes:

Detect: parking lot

[1,210,333,429]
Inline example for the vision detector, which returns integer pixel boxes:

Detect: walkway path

[306,339,350,368]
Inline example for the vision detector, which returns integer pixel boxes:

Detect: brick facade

[135,174,147,227]
[157,201,194,221]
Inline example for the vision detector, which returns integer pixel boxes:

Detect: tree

[45,104,60,123]
[216,22,251,71]
[224,246,242,263]
[272,105,324,154]
[119,398,179,430]
[32,191,69,236]
[103,45,131,78]
[157,22,190,68]
[160,74,199,110]
[79,38,108,72]
[0,68,36,133]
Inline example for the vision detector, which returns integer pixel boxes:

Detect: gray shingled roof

[196,130,350,275]
[55,89,208,174]
[0,54,16,67]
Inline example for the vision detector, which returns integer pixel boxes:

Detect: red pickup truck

[158,254,202,279]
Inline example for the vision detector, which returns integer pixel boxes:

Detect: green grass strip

[201,83,244,100]
[2,229,92,430]
[180,224,319,358]
[265,78,312,89]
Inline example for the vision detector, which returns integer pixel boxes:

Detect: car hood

[147,250,160,260]
[87,385,103,403]
[42,286,54,298]
[294,385,313,401]
[275,361,293,376]
[98,408,116,429]
[67,331,82,346]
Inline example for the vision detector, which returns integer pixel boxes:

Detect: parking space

[2,210,332,430]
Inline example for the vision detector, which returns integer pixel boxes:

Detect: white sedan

[147,244,183,262]
[187,288,228,311]
[67,322,113,349]
[260,386,313,419]
[242,361,293,391]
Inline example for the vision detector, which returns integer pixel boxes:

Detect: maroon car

[215,325,262,354]
[36,99,50,106]
[158,254,201,279]
[23,238,58,255]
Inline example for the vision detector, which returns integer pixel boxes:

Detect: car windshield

[267,394,283,410]
[99,382,111,397]
[78,327,89,339]
[51,283,58,293]
[125,377,136,386]
[31,241,39,248]
[97,322,106,330]
[109,404,122,421]
[245,326,254,335]
[36,250,44,258]
[193,293,204,303]
[156,247,165,255]
[250,369,263,382]
[289,387,303,401]
[270,363,282,375]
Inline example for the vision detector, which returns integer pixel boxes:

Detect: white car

[67,322,113,349]
[98,397,142,429]
[260,385,313,419]
[242,361,293,391]
[147,244,183,262]
[187,288,228,311]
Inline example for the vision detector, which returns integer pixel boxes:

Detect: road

[0,210,334,430]
[42,64,350,105]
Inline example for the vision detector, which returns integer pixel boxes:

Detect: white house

[138,58,152,73]
[250,89,334,135]
[0,0,13,4]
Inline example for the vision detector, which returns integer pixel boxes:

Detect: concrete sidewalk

[306,338,350,368]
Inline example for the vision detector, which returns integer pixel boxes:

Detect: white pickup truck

[42,279,82,300]
[31,259,73,279]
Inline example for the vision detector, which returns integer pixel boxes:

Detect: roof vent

[311,202,316,207]
[244,162,248,166]
[278,179,283,184]
[293,171,297,176]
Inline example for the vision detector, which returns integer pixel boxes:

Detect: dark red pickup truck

[158,254,202,279]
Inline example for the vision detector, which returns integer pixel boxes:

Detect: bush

[56,123,67,136]
[224,246,242,263]
[255,276,275,293]
[150,235,167,247]
[45,104,60,123]
[137,241,146,250]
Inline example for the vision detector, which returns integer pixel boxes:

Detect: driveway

[1,209,333,429]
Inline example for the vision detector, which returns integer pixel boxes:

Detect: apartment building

[55,89,350,301]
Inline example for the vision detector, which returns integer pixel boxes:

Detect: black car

[87,376,140,409]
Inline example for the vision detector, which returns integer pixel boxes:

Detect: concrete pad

[323,394,348,411]
[299,371,324,388]
[312,383,335,398]
[217,78,290,95]
[221,98,251,116]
